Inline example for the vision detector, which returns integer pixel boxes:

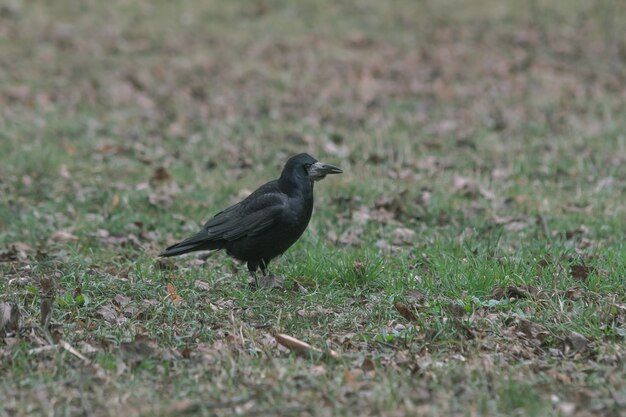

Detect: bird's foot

[249,274,285,290]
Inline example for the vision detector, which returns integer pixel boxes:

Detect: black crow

[160,153,343,287]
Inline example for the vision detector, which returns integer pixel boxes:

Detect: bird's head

[282,153,343,182]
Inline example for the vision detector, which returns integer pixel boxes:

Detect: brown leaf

[274,332,339,359]
[148,193,173,209]
[181,347,193,359]
[405,289,425,304]
[353,260,366,277]
[492,285,539,300]
[111,193,120,210]
[39,276,56,328]
[62,140,77,155]
[504,220,530,232]
[97,305,118,323]
[0,242,32,262]
[343,369,357,385]
[254,274,284,289]
[50,230,79,243]
[194,280,211,291]
[113,294,131,307]
[360,357,375,372]
[394,302,417,322]
[297,306,333,318]
[338,229,362,246]
[452,175,478,197]
[151,166,172,183]
[374,194,406,221]
[566,331,589,352]
[571,264,593,281]
[119,338,156,363]
[548,368,572,384]
[40,298,52,327]
[392,227,415,245]
[323,141,350,158]
[166,283,182,305]
[0,302,20,336]
[563,287,583,301]
[516,318,548,343]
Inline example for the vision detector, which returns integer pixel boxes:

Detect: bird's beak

[308,161,343,181]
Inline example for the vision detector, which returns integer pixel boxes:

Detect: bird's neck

[278,176,314,199]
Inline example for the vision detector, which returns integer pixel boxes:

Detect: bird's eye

[304,163,312,169]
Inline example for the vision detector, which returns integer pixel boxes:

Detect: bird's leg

[257,260,283,289]
[260,260,268,277]
[247,262,260,288]
[250,271,259,288]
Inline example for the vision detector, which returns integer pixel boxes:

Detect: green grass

[1,0,625,416]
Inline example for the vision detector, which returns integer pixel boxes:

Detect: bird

[160,153,343,287]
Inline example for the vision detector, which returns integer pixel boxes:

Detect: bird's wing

[203,185,287,241]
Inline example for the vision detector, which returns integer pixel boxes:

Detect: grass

[1,0,625,416]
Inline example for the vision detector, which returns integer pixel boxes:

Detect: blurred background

[0,0,625,250]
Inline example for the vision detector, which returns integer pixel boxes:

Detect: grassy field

[1,0,625,416]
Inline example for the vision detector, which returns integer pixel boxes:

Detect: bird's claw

[249,274,285,290]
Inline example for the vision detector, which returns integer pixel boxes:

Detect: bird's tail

[159,231,223,257]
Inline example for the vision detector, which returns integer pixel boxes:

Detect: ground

[0,1,625,416]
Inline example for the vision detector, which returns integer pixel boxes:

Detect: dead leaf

[394,302,417,322]
[291,281,308,293]
[338,229,362,246]
[274,332,339,359]
[323,141,350,158]
[194,280,211,291]
[361,357,375,372]
[392,227,415,245]
[21,175,33,187]
[346,32,374,48]
[148,193,173,209]
[516,318,548,344]
[566,331,589,352]
[39,276,56,328]
[255,275,284,289]
[353,260,366,278]
[181,347,193,359]
[504,220,530,232]
[111,193,120,210]
[563,287,583,301]
[491,285,538,300]
[59,165,71,179]
[151,166,172,183]
[62,140,77,155]
[343,369,357,385]
[417,189,432,207]
[0,242,32,262]
[59,339,90,364]
[113,294,131,307]
[452,175,478,197]
[493,216,531,232]
[40,298,52,327]
[565,225,589,240]
[0,302,20,336]
[119,338,156,363]
[297,306,333,318]
[50,230,79,243]
[405,289,425,304]
[548,368,572,384]
[374,194,406,221]
[571,264,593,281]
[166,283,182,305]
[98,305,118,323]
